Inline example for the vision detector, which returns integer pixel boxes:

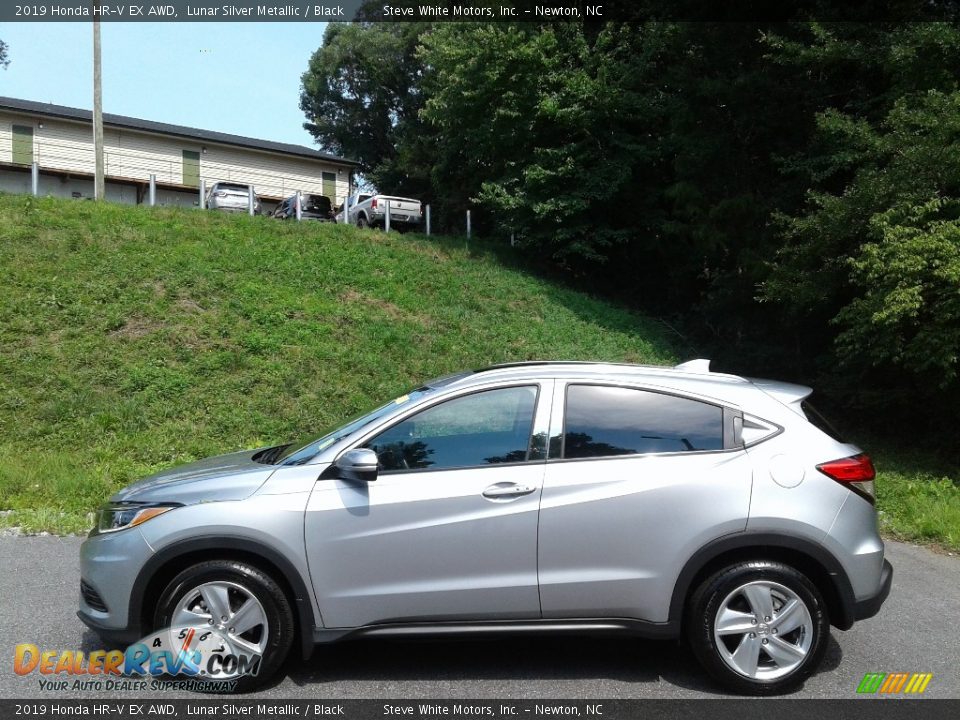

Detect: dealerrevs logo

[14,625,260,690]
[857,672,934,695]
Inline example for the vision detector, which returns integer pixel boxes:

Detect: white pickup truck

[338,193,423,231]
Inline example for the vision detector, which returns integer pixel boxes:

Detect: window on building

[12,125,33,166]
[322,171,336,204]
[182,150,200,188]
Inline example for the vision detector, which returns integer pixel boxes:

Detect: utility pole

[92,19,105,200]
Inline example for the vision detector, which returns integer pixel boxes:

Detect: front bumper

[77,527,155,643]
[852,558,893,621]
[76,610,141,646]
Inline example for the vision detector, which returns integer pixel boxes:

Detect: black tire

[685,560,829,695]
[154,560,295,692]
[356,215,368,229]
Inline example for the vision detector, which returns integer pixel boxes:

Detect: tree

[763,23,960,424]
[299,21,430,196]
[766,89,960,415]
[299,19,960,446]
[418,23,681,262]
[0,40,9,69]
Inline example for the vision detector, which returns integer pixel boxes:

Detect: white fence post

[248,186,255,216]
[342,196,350,224]
[148,174,156,206]
[426,204,431,236]
[466,209,472,243]
[31,162,39,197]
[385,199,391,232]
[296,190,302,221]
[199,179,206,209]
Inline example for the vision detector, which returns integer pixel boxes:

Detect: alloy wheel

[171,580,269,661]
[713,580,814,681]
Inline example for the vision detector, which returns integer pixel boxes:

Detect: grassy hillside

[0,195,956,550]
[0,195,676,533]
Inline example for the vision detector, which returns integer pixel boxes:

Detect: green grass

[871,444,960,551]
[0,195,957,549]
[0,194,676,533]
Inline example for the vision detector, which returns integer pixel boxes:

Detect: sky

[0,22,329,148]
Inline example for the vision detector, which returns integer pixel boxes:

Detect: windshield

[274,388,433,465]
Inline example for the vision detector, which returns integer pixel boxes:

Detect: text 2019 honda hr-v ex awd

[79,360,892,694]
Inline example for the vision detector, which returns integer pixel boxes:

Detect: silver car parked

[205,181,261,215]
[78,361,891,694]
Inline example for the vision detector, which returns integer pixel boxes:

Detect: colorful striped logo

[857,672,933,694]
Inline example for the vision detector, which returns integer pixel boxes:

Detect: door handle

[482,483,537,499]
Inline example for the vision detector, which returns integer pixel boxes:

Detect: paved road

[1,537,957,699]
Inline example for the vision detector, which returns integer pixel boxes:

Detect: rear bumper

[370,211,422,224]
[852,558,893,622]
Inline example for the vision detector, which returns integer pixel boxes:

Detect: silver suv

[78,361,892,694]
[205,181,261,214]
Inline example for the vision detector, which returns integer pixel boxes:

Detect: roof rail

[474,360,658,373]
[474,361,555,372]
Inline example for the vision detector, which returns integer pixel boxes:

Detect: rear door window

[562,385,724,459]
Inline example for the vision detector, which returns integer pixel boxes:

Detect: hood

[111,448,276,504]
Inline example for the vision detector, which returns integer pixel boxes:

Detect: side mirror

[334,448,379,482]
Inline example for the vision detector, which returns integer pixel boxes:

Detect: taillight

[816,453,876,504]
[371,198,378,209]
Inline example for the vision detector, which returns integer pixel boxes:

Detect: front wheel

[154,560,294,691]
[685,560,829,695]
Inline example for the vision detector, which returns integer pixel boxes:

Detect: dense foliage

[300,20,960,452]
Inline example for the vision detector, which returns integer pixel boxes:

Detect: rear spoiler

[747,377,813,409]
[674,360,812,411]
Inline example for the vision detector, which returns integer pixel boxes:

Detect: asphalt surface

[1,536,957,700]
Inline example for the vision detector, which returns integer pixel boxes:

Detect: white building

[0,96,358,211]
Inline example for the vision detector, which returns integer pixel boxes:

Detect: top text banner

[2,0,956,23]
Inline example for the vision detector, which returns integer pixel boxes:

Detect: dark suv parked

[272,194,334,222]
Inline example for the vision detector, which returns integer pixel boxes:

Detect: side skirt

[313,618,680,645]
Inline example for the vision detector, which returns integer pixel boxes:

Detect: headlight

[96,502,179,534]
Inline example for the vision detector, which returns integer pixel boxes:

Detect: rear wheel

[356,215,368,229]
[685,560,829,695]
[154,560,294,691]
